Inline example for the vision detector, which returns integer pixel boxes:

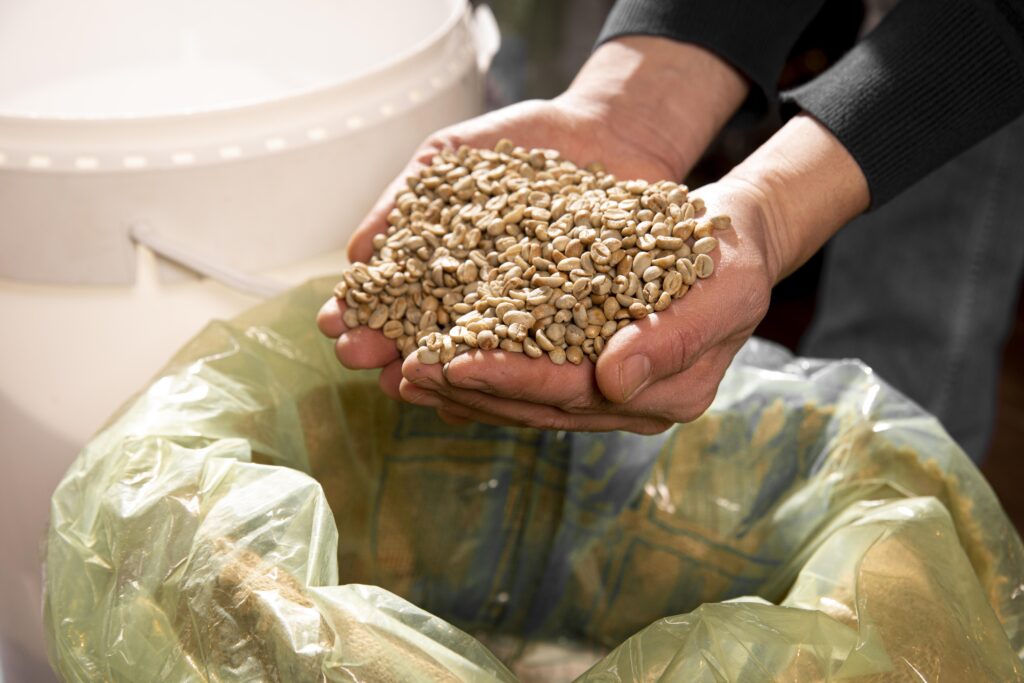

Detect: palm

[401,181,774,432]
[319,97,687,402]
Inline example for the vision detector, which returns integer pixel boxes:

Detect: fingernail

[619,354,652,401]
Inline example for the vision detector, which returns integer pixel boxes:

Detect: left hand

[398,179,781,433]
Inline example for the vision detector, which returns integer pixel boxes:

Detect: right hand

[398,179,778,434]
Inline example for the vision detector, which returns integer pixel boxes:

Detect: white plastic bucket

[0,0,499,679]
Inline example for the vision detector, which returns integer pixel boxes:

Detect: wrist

[561,36,747,179]
[724,113,870,283]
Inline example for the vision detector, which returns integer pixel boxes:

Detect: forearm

[561,36,747,179]
[781,0,1024,208]
[725,113,870,283]
[597,0,828,118]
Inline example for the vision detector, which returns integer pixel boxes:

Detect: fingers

[401,353,669,433]
[317,297,346,338]
[401,378,671,434]
[438,350,603,412]
[335,327,399,369]
[379,359,404,401]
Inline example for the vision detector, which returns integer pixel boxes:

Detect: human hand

[398,179,778,432]
[318,37,748,400]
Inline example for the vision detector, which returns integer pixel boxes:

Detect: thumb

[595,282,727,403]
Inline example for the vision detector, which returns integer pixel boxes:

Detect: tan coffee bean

[548,347,567,365]
[457,260,479,283]
[545,323,566,342]
[673,220,696,241]
[590,241,612,264]
[523,337,543,358]
[572,277,592,299]
[533,273,567,288]
[417,346,441,364]
[565,324,585,346]
[693,221,714,239]
[477,329,498,350]
[632,252,652,277]
[439,335,457,363]
[653,254,676,269]
[654,292,673,312]
[535,329,556,351]
[663,270,684,296]
[710,214,732,231]
[499,339,524,353]
[502,310,536,327]
[507,322,529,342]
[336,142,729,366]
[676,258,697,285]
[419,309,437,331]
[572,304,589,329]
[642,265,664,282]
[603,297,621,319]
[694,253,714,278]
[566,346,584,365]
[368,305,389,329]
[382,320,405,339]
[693,236,718,254]
[556,257,581,272]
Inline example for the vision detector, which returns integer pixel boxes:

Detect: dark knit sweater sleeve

[782,0,1024,208]
[597,0,829,117]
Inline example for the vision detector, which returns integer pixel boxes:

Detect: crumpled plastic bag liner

[43,277,1024,682]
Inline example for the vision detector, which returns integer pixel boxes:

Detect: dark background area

[478,0,1023,531]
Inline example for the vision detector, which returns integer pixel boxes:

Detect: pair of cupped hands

[317,95,784,434]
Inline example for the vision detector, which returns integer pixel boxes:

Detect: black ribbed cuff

[782,0,1024,209]
[597,0,827,119]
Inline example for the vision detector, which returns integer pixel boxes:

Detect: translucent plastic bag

[44,278,1024,682]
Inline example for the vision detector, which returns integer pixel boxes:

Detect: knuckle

[482,378,527,401]
[672,390,715,423]
[744,284,771,324]
[666,323,701,373]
